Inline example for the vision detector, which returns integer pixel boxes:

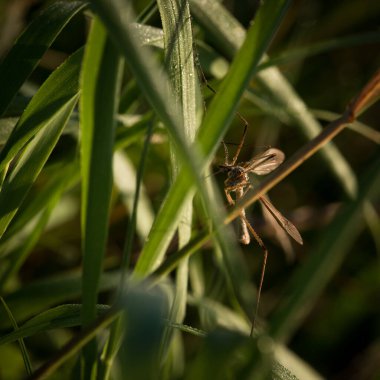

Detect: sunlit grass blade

[0,49,82,238]
[79,16,122,375]
[0,1,86,116]
[0,46,83,173]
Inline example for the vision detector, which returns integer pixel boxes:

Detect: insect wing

[245,148,285,175]
[259,196,303,245]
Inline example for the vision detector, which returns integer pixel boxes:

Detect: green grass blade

[0,46,83,173]
[1,272,120,329]
[79,16,122,375]
[0,199,57,291]
[0,50,82,238]
[156,0,198,368]
[0,297,33,376]
[1,158,79,244]
[0,1,86,116]
[0,304,109,346]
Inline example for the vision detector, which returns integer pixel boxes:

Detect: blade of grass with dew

[79,16,122,375]
[0,49,82,238]
[131,23,164,49]
[0,1,86,117]
[189,0,358,198]
[0,297,33,376]
[156,0,198,369]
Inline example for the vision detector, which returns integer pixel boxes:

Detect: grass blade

[0,1,86,116]
[0,297,33,376]
[79,16,122,374]
[0,49,82,237]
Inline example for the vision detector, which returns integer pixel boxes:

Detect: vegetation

[0,0,379,379]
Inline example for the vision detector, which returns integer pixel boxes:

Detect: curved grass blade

[0,46,83,173]
[0,49,82,238]
[1,158,79,245]
[0,304,110,346]
[0,199,58,292]
[257,31,380,72]
[0,1,86,116]
[0,271,120,329]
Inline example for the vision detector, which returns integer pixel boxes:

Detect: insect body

[220,146,302,245]
[219,125,302,335]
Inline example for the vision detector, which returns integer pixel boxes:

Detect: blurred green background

[0,0,379,379]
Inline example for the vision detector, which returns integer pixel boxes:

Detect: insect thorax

[225,166,249,188]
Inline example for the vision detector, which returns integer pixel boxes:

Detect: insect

[219,123,303,336]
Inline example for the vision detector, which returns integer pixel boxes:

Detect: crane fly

[219,124,303,336]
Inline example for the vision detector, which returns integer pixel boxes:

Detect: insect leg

[240,213,268,336]
[231,119,248,165]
